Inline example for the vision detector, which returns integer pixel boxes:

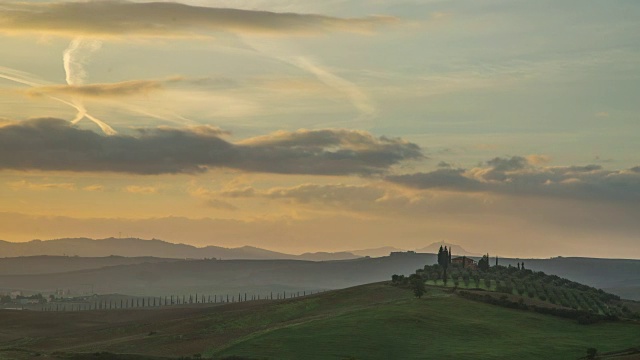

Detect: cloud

[8,180,75,191]
[221,183,386,205]
[206,199,238,211]
[0,1,397,38]
[525,154,551,166]
[124,185,159,194]
[82,184,104,192]
[27,80,165,98]
[386,168,483,191]
[0,118,422,176]
[386,156,640,203]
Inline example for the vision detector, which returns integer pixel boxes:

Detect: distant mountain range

[0,238,359,261]
[0,238,478,261]
[415,242,481,257]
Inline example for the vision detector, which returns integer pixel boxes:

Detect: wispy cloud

[290,57,377,120]
[0,1,397,38]
[124,185,159,194]
[8,180,75,191]
[82,184,104,192]
[27,79,166,98]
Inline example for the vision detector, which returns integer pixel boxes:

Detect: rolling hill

[0,283,638,360]
[0,253,436,297]
[0,255,178,275]
[1,252,640,300]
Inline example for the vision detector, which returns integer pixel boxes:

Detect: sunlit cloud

[82,184,104,192]
[124,185,159,194]
[8,180,75,191]
[0,1,397,39]
[27,79,166,98]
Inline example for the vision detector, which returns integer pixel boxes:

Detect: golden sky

[1,1,639,258]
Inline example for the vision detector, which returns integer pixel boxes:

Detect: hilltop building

[452,256,477,269]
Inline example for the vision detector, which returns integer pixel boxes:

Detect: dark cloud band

[0,118,422,175]
[386,156,640,203]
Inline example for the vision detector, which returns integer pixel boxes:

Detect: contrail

[0,65,185,130]
[62,37,117,135]
[291,56,377,120]
[0,64,117,135]
[63,38,102,85]
[238,36,377,123]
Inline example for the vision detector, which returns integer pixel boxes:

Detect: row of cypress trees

[40,290,319,312]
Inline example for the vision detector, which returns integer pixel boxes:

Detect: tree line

[37,290,322,312]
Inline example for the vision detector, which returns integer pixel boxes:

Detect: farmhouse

[452,256,477,269]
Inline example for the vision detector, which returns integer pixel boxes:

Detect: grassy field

[0,283,638,360]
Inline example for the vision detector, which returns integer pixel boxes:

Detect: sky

[0,0,639,258]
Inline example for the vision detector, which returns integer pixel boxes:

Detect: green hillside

[212,284,639,360]
[2,282,638,360]
[414,263,635,319]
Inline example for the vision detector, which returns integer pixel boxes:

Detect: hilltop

[0,283,638,360]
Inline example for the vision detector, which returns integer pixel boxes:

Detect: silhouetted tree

[409,274,426,298]
[437,246,450,268]
[478,254,490,271]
